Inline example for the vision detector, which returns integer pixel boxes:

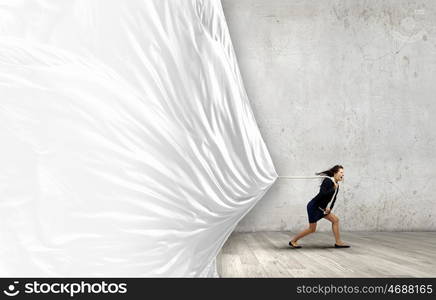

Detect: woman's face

[334,168,344,182]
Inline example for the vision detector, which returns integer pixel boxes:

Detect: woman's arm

[319,178,335,196]
[317,179,336,210]
[329,188,339,210]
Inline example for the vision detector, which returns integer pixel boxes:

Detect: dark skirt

[307,198,325,223]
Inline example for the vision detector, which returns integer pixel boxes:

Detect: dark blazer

[311,178,339,210]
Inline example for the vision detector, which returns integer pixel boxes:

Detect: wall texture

[221,0,436,232]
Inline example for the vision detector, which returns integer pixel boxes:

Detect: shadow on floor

[276,244,338,250]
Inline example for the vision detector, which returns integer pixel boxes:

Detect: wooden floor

[217,231,436,277]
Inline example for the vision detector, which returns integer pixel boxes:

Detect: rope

[278,175,330,179]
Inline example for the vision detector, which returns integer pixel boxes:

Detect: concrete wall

[221,0,436,232]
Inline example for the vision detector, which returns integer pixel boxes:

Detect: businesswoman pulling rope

[289,165,350,249]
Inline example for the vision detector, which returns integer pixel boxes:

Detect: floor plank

[217,231,436,277]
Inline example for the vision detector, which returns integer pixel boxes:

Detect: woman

[289,165,350,248]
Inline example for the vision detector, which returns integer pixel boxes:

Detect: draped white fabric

[0,0,277,277]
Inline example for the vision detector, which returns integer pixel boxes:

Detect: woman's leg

[323,213,346,245]
[290,223,317,245]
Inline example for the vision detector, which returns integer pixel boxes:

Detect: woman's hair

[315,165,344,177]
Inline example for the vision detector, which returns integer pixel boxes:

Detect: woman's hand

[324,208,331,214]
